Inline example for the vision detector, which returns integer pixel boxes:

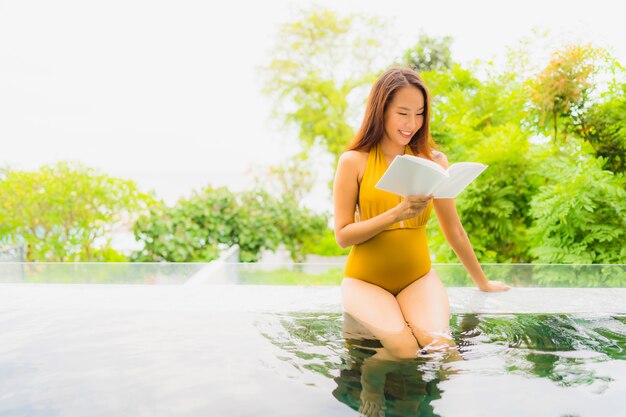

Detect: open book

[375,154,487,198]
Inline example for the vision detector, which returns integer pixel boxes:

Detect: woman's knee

[385,341,421,360]
[379,327,422,359]
[410,325,454,352]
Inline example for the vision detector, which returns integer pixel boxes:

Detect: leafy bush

[132,187,237,262]
[573,81,626,174]
[275,195,329,262]
[527,140,626,263]
[0,162,153,261]
[132,187,328,262]
[302,227,350,257]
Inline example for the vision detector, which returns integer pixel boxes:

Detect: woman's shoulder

[337,150,369,182]
[338,149,368,167]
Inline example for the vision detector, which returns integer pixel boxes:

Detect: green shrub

[528,139,626,263]
[132,187,328,263]
[302,227,350,257]
[0,162,153,261]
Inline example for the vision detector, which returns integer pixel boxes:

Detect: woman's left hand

[478,280,512,292]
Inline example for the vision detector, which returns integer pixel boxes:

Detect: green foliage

[231,189,286,262]
[236,263,625,287]
[399,32,454,73]
[525,43,609,144]
[133,186,328,263]
[259,9,626,266]
[450,127,541,262]
[423,66,540,263]
[422,64,528,154]
[529,264,626,287]
[18,262,194,284]
[257,154,316,201]
[467,314,626,361]
[238,266,344,285]
[275,195,328,262]
[527,139,626,263]
[420,47,625,265]
[0,162,153,261]
[132,187,237,262]
[573,80,626,174]
[437,263,626,288]
[251,154,329,262]
[261,5,390,167]
[302,227,351,257]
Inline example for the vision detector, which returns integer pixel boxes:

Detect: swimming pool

[0,263,624,417]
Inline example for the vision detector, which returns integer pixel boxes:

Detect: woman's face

[382,85,425,148]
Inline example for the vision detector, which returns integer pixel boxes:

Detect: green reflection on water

[258,312,626,417]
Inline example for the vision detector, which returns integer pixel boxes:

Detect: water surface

[1,303,624,416]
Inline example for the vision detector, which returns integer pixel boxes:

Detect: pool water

[263,312,626,417]
[1,262,624,416]
[1,284,624,417]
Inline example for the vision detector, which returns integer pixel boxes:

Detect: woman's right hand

[478,280,512,292]
[393,194,433,222]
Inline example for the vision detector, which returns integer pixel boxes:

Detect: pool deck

[2,284,625,314]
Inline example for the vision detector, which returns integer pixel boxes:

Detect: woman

[333,67,511,362]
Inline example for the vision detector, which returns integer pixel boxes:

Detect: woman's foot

[359,390,386,417]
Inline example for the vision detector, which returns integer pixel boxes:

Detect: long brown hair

[346,67,436,159]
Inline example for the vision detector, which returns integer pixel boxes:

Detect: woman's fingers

[407,196,432,209]
[395,194,433,221]
[492,280,512,291]
[479,280,513,292]
[406,194,433,203]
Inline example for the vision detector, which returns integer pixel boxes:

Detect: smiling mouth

[399,130,413,138]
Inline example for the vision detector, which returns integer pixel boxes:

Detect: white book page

[375,156,448,197]
[432,162,487,198]
[400,154,447,175]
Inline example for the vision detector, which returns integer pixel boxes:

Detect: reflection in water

[466,313,625,391]
[331,341,453,416]
[332,313,466,417]
[259,312,626,416]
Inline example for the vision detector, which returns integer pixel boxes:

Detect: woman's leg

[342,277,420,360]
[396,269,455,353]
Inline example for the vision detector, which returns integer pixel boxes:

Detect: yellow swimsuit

[344,142,433,295]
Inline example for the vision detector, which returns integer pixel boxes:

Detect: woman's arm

[431,152,511,292]
[333,151,431,248]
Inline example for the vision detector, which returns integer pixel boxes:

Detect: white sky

[1,0,625,208]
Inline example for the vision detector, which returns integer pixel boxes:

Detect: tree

[0,162,153,261]
[255,153,316,202]
[421,65,540,263]
[399,32,454,73]
[572,80,626,174]
[526,43,608,145]
[261,5,391,167]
